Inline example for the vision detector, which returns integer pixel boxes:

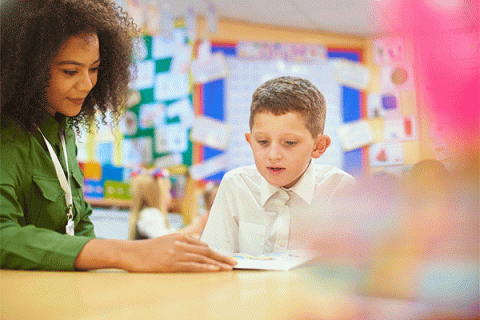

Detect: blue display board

[197,43,365,181]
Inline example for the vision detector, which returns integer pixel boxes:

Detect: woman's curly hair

[1,0,138,132]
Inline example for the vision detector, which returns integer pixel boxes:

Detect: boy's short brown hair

[249,76,327,137]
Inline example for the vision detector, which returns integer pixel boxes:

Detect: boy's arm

[200,178,239,255]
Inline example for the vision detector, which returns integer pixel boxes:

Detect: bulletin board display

[79,30,196,203]
[195,42,366,182]
[119,30,196,170]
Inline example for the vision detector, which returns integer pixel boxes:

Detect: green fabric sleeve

[1,116,96,271]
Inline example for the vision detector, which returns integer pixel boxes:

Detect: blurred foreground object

[375,0,479,149]
[291,1,479,318]
[295,157,478,319]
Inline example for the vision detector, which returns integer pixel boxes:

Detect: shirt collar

[36,111,69,145]
[259,160,315,207]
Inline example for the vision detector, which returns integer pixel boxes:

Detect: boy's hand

[122,233,237,273]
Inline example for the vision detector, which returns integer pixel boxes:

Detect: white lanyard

[38,128,74,236]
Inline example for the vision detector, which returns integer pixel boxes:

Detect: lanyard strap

[38,128,74,235]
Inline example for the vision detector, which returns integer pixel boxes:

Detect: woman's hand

[75,234,237,273]
[121,233,236,272]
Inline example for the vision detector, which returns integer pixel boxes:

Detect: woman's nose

[77,72,95,91]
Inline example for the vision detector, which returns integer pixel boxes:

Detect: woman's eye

[90,66,100,72]
[63,70,77,76]
[285,141,297,146]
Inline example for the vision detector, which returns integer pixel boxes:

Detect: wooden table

[0,267,354,320]
[2,266,462,319]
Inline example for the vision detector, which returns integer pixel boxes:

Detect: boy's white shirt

[200,162,356,255]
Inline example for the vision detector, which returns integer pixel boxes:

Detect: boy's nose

[268,144,283,160]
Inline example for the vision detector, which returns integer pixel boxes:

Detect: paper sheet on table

[231,250,317,271]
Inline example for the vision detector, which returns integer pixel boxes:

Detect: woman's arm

[75,234,237,272]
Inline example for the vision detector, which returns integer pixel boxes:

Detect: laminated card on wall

[191,115,231,150]
[337,120,374,151]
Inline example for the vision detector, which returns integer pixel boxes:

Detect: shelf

[85,198,131,209]
[85,197,183,212]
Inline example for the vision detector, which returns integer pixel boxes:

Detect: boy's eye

[257,140,269,145]
[285,141,297,146]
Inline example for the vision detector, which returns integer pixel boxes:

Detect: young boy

[201,76,356,255]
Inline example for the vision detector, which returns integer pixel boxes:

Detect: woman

[0,0,236,272]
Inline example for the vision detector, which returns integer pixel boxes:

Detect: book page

[231,250,317,271]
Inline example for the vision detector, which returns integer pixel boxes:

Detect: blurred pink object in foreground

[374,0,479,145]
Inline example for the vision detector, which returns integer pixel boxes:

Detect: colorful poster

[165,124,188,153]
[374,37,406,65]
[189,153,229,180]
[119,111,138,136]
[132,60,155,90]
[152,29,185,59]
[367,93,384,118]
[190,52,228,84]
[381,63,415,92]
[123,137,153,167]
[166,98,195,129]
[139,103,165,129]
[383,117,417,143]
[154,72,189,101]
[370,142,404,167]
[337,120,374,151]
[191,115,231,150]
[237,42,327,63]
[335,58,371,90]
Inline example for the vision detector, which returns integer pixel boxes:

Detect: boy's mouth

[267,166,285,174]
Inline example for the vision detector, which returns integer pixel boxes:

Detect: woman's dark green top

[0,113,95,270]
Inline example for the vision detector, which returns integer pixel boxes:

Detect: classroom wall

[365,36,422,168]
[194,17,423,172]
[196,17,366,48]
[84,14,426,206]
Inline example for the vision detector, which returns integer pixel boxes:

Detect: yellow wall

[197,17,366,48]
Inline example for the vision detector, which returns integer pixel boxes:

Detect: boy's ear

[245,132,252,145]
[312,134,331,159]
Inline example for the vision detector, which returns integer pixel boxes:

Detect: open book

[231,250,317,271]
